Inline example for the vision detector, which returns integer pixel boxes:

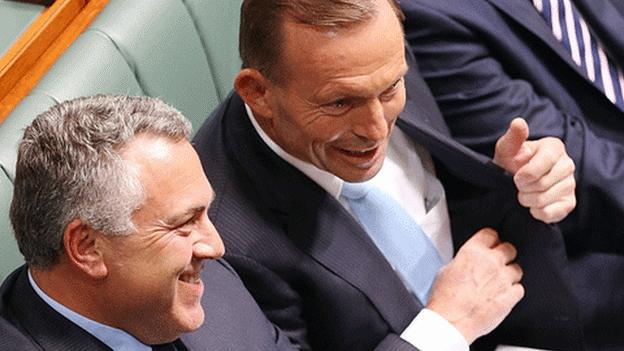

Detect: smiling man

[193,0,588,350]
[0,95,295,350]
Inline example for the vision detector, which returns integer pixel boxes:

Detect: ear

[234,68,276,123]
[63,219,108,279]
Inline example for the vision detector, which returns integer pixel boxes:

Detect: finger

[514,137,564,186]
[494,118,531,172]
[508,283,525,303]
[493,241,518,264]
[518,175,576,209]
[467,227,500,248]
[515,155,575,193]
[529,196,577,224]
[494,281,524,313]
[504,263,524,284]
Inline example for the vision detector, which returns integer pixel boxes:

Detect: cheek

[387,93,406,122]
[138,240,193,283]
[290,121,344,156]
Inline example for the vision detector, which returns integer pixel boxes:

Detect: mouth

[338,146,379,158]
[334,144,382,168]
[178,262,204,286]
[178,271,202,285]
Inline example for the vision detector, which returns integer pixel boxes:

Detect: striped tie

[533,0,624,111]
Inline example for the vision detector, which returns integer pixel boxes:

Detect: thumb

[494,118,531,173]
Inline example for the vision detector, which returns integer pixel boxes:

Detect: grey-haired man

[0,95,295,351]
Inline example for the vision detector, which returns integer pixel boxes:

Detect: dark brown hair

[239,0,404,82]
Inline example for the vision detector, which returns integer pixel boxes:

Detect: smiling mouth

[178,271,202,284]
[338,146,378,158]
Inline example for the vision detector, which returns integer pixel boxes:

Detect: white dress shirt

[246,105,467,351]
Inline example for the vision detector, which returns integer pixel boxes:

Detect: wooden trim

[0,0,85,100]
[0,0,109,124]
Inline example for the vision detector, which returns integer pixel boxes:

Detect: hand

[493,118,576,223]
[427,228,524,344]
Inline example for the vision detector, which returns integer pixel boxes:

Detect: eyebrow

[318,65,410,101]
[161,206,206,227]
[395,65,409,83]
[162,190,215,227]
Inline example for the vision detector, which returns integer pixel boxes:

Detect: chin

[340,164,384,183]
[340,170,379,183]
[181,307,206,331]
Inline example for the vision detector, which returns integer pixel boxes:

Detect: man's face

[99,136,225,344]
[260,0,407,182]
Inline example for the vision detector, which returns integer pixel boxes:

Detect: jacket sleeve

[402,1,624,252]
[224,254,420,351]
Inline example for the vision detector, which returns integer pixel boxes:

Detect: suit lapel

[222,94,421,333]
[288,183,423,332]
[401,50,513,189]
[7,267,111,351]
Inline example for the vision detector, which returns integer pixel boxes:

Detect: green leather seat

[0,171,22,281]
[34,31,144,102]
[0,31,144,179]
[88,0,220,132]
[183,0,243,100]
[0,0,44,57]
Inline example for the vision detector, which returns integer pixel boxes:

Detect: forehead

[121,136,212,216]
[278,0,406,97]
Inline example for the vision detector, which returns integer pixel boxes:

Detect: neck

[30,262,107,325]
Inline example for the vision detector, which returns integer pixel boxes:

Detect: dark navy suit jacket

[0,260,294,351]
[402,0,624,256]
[192,51,610,350]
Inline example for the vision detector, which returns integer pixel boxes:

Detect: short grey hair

[10,95,192,269]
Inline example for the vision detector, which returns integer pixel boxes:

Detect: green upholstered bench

[0,170,20,281]
[0,0,242,280]
[0,0,44,57]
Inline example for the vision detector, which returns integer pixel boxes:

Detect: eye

[321,98,351,116]
[175,212,203,233]
[380,79,402,101]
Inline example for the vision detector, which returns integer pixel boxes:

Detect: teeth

[179,273,200,284]
[343,148,373,154]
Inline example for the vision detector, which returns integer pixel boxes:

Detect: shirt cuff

[400,308,469,351]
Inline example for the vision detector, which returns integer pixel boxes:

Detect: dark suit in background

[402,0,624,255]
[0,260,294,351]
[193,55,599,350]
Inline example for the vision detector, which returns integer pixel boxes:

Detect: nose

[193,213,225,260]
[351,99,389,142]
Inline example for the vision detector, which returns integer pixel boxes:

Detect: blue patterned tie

[341,182,443,304]
[533,0,624,111]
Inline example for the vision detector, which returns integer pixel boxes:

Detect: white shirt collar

[245,104,344,199]
[28,270,151,351]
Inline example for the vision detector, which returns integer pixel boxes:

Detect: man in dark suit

[0,95,294,350]
[401,0,624,254]
[192,0,594,350]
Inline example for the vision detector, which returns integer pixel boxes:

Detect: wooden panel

[0,0,109,124]
[0,0,84,99]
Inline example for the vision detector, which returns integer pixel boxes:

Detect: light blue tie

[341,181,443,304]
[533,0,624,111]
